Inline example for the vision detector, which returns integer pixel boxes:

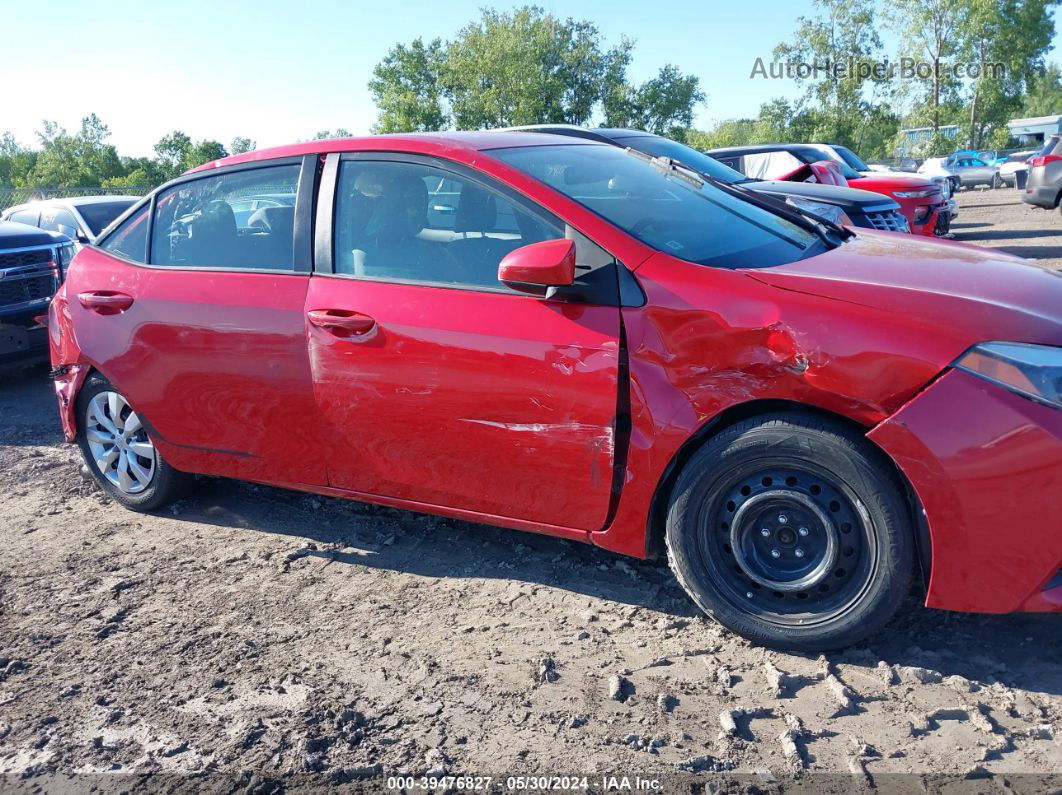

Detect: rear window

[77,200,138,236]
[490,144,820,269]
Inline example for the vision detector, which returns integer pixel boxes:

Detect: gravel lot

[1,194,1060,791]
[951,185,1062,270]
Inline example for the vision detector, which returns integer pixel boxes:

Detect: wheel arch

[642,398,931,586]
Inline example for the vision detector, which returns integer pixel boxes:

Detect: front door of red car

[306,155,621,531]
[70,158,327,486]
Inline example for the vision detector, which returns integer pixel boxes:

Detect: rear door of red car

[70,157,328,486]
[305,153,622,531]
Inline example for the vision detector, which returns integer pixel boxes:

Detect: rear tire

[665,413,913,652]
[76,373,191,511]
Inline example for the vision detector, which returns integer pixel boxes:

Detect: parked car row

[42,129,1062,652]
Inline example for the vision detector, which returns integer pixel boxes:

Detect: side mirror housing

[498,239,576,296]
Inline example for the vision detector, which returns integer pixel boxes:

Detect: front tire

[665,413,913,652]
[76,374,191,511]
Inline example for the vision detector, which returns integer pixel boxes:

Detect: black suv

[510,126,910,233]
[0,221,73,368]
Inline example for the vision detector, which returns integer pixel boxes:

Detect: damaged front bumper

[868,368,1062,614]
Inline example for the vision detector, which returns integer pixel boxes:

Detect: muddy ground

[0,186,1060,792]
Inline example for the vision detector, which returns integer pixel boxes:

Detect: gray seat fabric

[187,201,239,267]
[351,176,451,281]
[247,205,295,269]
[446,184,512,286]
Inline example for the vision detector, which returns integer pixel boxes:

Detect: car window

[491,144,820,269]
[39,207,80,237]
[101,204,149,263]
[150,165,300,270]
[76,200,138,236]
[971,159,987,167]
[8,209,39,227]
[332,160,563,290]
[743,151,803,180]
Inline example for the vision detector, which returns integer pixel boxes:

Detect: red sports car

[48,132,1062,651]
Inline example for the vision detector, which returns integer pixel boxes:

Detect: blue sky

[3,0,1059,156]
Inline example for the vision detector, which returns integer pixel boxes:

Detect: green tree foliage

[25,115,125,187]
[961,0,1061,148]
[1022,64,1062,115]
[773,0,889,146]
[230,137,256,155]
[153,131,229,179]
[312,129,354,140]
[886,0,967,133]
[368,6,702,132]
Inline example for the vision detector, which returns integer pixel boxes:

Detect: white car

[998,151,1036,187]
[1,195,140,249]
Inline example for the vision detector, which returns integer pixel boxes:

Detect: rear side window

[39,207,80,236]
[101,205,149,263]
[150,165,300,271]
[8,209,39,227]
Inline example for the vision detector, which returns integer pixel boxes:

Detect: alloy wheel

[85,391,156,494]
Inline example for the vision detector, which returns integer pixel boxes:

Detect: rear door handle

[307,309,376,336]
[78,291,134,313]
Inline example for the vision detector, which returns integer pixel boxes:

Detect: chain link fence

[0,186,152,210]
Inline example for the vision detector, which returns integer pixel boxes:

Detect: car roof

[502,124,653,141]
[4,195,139,213]
[706,143,824,154]
[189,131,600,175]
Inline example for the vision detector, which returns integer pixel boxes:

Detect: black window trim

[314,150,644,307]
[94,155,316,275]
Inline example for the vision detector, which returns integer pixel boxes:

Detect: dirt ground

[1,188,1061,792]
[951,185,1062,269]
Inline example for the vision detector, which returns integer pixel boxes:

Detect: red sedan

[48,132,1062,651]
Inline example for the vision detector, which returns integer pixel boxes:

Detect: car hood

[0,221,65,249]
[849,173,941,191]
[749,180,900,210]
[745,229,1062,348]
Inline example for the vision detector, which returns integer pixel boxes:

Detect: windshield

[804,147,862,180]
[77,200,138,236]
[616,136,748,184]
[490,144,820,269]
[829,145,870,172]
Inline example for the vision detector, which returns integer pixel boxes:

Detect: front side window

[491,144,819,269]
[332,160,561,289]
[101,204,149,263]
[150,165,300,270]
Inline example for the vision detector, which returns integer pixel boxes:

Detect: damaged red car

[48,132,1062,651]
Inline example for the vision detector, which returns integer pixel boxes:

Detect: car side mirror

[498,239,576,296]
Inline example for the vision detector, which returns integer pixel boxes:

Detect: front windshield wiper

[623,148,853,246]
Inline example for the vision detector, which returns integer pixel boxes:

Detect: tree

[773,0,891,148]
[0,132,37,187]
[312,129,354,140]
[369,38,448,132]
[962,0,1060,148]
[153,131,228,178]
[26,115,124,187]
[602,65,705,139]
[885,0,966,134]
[230,137,256,155]
[368,6,701,133]
[1022,64,1062,116]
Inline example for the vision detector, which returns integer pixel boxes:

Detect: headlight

[785,197,853,226]
[892,189,936,199]
[955,342,1062,409]
[934,178,952,198]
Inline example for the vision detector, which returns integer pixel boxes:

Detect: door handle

[78,291,134,313]
[307,309,376,336]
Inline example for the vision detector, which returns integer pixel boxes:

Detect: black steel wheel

[666,412,913,651]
